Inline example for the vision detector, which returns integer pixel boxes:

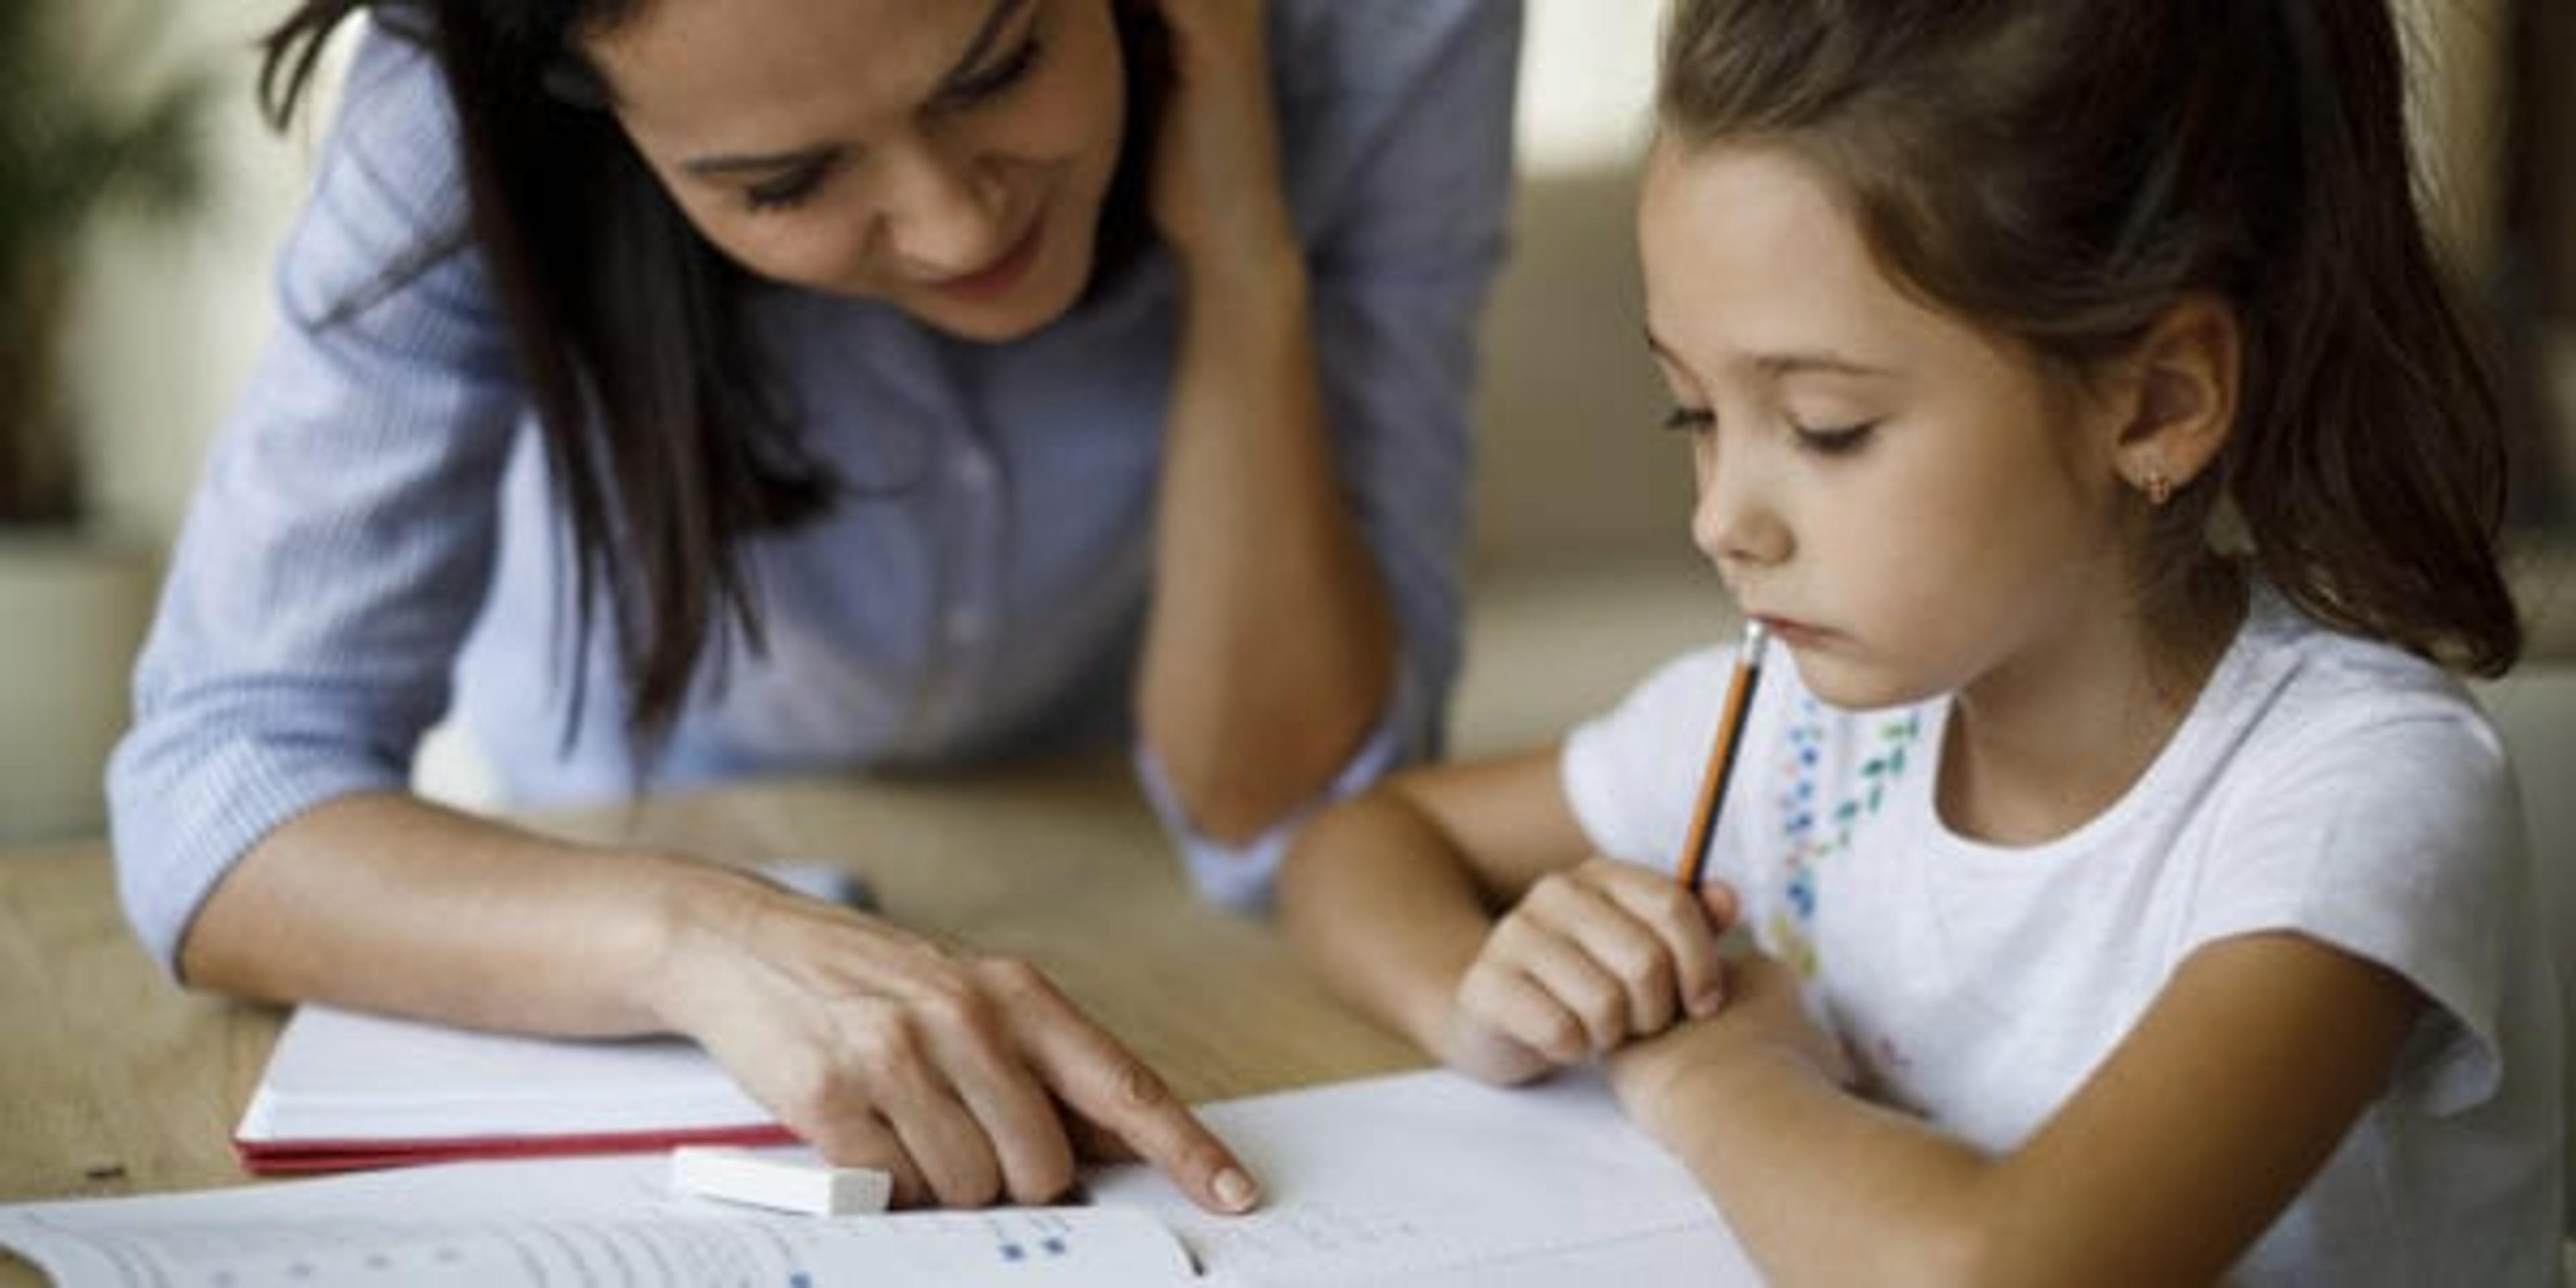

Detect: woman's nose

[875,136,1009,276]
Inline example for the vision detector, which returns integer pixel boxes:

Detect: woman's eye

[745,166,830,213]
[939,36,1045,111]
[1794,422,1876,456]
[1663,407,1716,435]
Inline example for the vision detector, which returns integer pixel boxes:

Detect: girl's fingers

[1592,865,1728,1020]
[1457,956,1588,1066]
[1495,916,1631,1053]
[1542,874,1684,1034]
[1439,1006,1560,1085]
[1526,867,1704,1034]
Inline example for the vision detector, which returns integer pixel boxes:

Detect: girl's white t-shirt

[1561,588,2563,1284]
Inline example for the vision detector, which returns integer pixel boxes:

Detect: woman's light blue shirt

[110,1,1521,967]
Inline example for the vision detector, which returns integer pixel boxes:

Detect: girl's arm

[1610,934,2424,1287]
[1279,751,1588,1053]
[1280,749,1733,1083]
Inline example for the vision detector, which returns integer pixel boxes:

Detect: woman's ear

[2112,293,2240,506]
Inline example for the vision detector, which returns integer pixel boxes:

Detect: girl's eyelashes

[1663,407,1874,458]
[1663,407,1716,434]
[1793,422,1877,456]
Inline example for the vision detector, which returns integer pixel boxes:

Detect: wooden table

[0,759,1426,1281]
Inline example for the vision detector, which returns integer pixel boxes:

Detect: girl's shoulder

[2183,584,2523,914]
[2223,584,2508,777]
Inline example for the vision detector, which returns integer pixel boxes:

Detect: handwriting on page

[1087,1069,1754,1285]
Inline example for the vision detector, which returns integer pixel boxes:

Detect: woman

[110,0,1519,1212]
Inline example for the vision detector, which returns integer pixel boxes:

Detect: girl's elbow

[1880,1197,2184,1288]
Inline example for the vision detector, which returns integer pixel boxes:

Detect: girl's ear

[2112,294,2240,506]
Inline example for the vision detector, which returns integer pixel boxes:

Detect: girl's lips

[926,217,1044,303]
[1755,615,1829,647]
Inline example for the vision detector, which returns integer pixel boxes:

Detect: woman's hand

[1143,0,1297,278]
[1605,950,1854,1142]
[1438,859,1738,1085]
[647,873,1257,1214]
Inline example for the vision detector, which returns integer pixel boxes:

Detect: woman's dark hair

[255,0,1167,749]
[1660,0,2522,676]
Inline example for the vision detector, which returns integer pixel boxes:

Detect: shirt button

[945,607,987,646]
[954,452,996,492]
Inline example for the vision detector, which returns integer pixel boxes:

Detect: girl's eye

[1663,407,1715,435]
[938,36,1045,111]
[1794,422,1876,456]
[745,165,830,213]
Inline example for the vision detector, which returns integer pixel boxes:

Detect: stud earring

[2143,469,2173,507]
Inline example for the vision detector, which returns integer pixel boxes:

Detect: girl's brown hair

[1661,0,2520,675]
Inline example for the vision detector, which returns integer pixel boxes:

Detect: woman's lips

[926,217,1044,303]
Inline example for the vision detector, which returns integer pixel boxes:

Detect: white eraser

[670,1147,893,1216]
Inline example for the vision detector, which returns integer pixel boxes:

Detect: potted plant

[0,0,215,842]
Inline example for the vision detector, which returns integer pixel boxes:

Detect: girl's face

[587,0,1128,341]
[1638,138,2138,712]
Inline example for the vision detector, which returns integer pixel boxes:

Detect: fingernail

[1689,989,1723,1018]
[1214,1167,1259,1212]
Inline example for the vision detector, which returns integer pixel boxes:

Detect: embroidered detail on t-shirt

[1766,698,1924,979]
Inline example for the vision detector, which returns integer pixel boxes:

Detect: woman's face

[586,0,1129,341]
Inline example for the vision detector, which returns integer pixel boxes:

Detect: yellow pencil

[1676,619,1769,892]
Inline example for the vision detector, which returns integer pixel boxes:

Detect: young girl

[111,0,1517,1214]
[1280,1,2563,1280]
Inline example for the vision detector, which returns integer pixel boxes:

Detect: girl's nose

[1690,440,1792,572]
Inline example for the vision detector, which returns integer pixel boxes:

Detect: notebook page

[0,1152,1193,1287]
[1087,1068,1760,1285]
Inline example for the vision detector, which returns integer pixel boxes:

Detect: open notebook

[237,861,869,1171]
[235,1004,794,1171]
[14,1067,1760,1286]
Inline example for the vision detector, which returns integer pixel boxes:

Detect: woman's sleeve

[1140,0,1525,908]
[106,25,526,973]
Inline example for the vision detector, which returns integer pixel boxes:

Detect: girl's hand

[1440,858,1738,1084]
[1143,0,1297,278]
[1605,951,1855,1140]
[647,875,1256,1214]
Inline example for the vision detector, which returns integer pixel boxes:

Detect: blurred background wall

[10,0,2569,843]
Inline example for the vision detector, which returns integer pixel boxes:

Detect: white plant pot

[0,531,155,845]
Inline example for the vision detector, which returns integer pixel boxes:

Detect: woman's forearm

[1139,252,1398,843]
[177,790,757,1037]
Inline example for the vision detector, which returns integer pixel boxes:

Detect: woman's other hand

[1144,0,1296,276]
